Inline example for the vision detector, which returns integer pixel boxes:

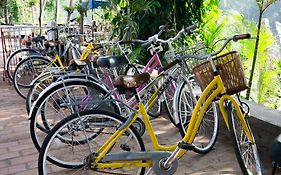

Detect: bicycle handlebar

[176,33,252,62]
[139,23,198,47]
[158,33,253,72]
[157,24,198,44]
[233,33,251,41]
[159,59,181,72]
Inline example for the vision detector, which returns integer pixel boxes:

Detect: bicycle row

[5,23,262,175]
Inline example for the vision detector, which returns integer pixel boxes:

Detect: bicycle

[12,33,86,99]
[25,41,101,114]
[38,33,261,174]
[5,36,46,81]
[29,25,213,154]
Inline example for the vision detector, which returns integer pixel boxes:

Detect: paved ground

[0,75,279,175]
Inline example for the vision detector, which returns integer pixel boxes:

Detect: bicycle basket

[192,51,248,95]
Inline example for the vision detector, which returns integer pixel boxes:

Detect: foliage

[40,0,58,22]
[245,0,279,100]
[7,0,19,23]
[102,0,212,64]
[75,1,89,17]
[63,6,75,14]
[256,0,279,12]
[198,0,222,50]
[200,7,281,109]
[27,0,38,7]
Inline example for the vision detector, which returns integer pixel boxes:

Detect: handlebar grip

[92,45,103,51]
[66,35,76,38]
[233,33,251,41]
[118,40,135,45]
[158,25,166,36]
[141,41,153,48]
[47,27,58,32]
[160,59,180,72]
[184,23,198,33]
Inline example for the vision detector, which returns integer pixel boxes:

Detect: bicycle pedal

[178,141,195,151]
[120,144,131,151]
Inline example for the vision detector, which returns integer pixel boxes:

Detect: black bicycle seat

[96,55,128,68]
[32,36,45,43]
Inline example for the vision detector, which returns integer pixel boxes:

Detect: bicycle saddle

[96,55,128,68]
[114,72,150,89]
[44,40,62,47]
[31,36,45,43]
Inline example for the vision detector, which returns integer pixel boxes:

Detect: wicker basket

[192,51,248,95]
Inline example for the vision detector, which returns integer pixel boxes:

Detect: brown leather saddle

[113,72,150,93]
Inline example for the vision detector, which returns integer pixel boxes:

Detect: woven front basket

[192,51,248,95]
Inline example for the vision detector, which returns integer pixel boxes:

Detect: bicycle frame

[88,70,254,170]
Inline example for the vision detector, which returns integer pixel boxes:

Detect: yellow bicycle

[38,34,262,175]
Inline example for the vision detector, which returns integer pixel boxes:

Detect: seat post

[133,89,142,103]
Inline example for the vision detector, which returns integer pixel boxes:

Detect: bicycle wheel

[228,103,262,175]
[29,79,120,152]
[175,80,219,154]
[6,48,42,81]
[38,110,146,174]
[163,66,181,125]
[26,73,98,114]
[13,56,51,99]
[125,64,161,117]
[26,74,55,114]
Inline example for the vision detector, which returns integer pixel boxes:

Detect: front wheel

[6,48,42,81]
[13,56,51,99]
[175,81,219,154]
[228,103,262,175]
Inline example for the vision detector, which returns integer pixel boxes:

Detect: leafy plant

[7,0,19,23]
[246,0,279,99]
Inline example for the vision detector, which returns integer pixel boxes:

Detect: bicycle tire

[26,72,100,114]
[228,102,262,175]
[6,48,42,81]
[175,80,219,154]
[13,56,51,99]
[26,73,55,114]
[29,79,120,151]
[163,66,181,125]
[38,109,146,174]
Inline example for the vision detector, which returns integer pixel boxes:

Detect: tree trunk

[32,7,35,24]
[66,0,73,23]
[55,0,60,23]
[21,0,25,23]
[39,0,42,35]
[41,0,47,21]
[173,0,176,30]
[246,9,263,100]
[3,0,8,24]
[79,0,84,34]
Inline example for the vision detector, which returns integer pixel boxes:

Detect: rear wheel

[38,110,146,174]
[228,103,262,175]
